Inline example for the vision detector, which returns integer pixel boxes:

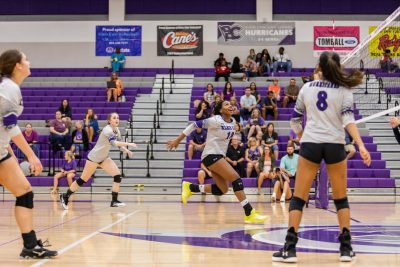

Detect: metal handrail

[146,144,151,177]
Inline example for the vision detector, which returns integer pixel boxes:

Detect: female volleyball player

[0,50,58,258]
[272,51,371,263]
[167,101,268,224]
[60,112,136,209]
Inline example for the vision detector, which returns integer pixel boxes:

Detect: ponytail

[319,51,363,88]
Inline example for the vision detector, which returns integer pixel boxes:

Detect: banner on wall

[313,26,360,57]
[157,25,203,56]
[368,26,400,58]
[96,25,142,56]
[217,22,295,46]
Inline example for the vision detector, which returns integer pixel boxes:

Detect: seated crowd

[214,46,293,81]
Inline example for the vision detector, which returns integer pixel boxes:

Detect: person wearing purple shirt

[246,109,265,141]
[188,128,207,160]
[221,82,235,101]
[51,151,77,194]
[49,111,70,151]
[70,121,89,156]
[16,123,39,158]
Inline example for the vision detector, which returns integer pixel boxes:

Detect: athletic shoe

[280,193,286,202]
[110,200,126,207]
[339,228,356,262]
[271,193,276,202]
[181,181,193,205]
[272,227,298,263]
[20,239,58,259]
[244,209,268,224]
[59,194,69,210]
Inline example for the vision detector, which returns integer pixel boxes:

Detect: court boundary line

[29,209,141,267]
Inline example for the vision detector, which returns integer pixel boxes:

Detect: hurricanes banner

[369,26,400,58]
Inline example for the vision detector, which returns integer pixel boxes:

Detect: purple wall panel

[125,0,256,14]
[0,0,108,15]
[273,0,399,15]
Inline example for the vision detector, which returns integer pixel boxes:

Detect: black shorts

[87,157,105,165]
[202,154,224,168]
[300,142,346,165]
[265,108,275,116]
[0,153,12,164]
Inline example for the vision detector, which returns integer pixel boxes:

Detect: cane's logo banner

[369,26,400,58]
[217,22,295,46]
[313,26,360,57]
[96,25,142,56]
[157,25,203,56]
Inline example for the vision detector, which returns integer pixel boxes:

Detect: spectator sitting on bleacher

[107,72,124,102]
[51,151,77,194]
[49,111,70,151]
[230,56,247,81]
[260,48,272,76]
[272,46,292,73]
[250,82,262,109]
[70,120,89,157]
[195,101,211,121]
[240,87,257,120]
[233,122,245,146]
[198,163,212,188]
[211,94,223,115]
[221,81,235,101]
[230,96,241,122]
[188,127,207,160]
[244,56,258,80]
[257,145,276,195]
[111,47,126,72]
[344,129,356,160]
[262,122,279,160]
[288,129,300,153]
[255,53,263,75]
[215,59,231,82]
[246,108,265,141]
[226,135,245,177]
[273,144,298,202]
[245,137,263,178]
[84,108,99,142]
[283,78,300,108]
[214,52,227,67]
[389,117,400,144]
[262,91,278,121]
[380,49,399,73]
[58,99,72,129]
[19,156,31,177]
[268,78,281,101]
[16,123,39,159]
[203,83,215,107]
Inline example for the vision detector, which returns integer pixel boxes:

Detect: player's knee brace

[232,178,244,192]
[76,178,86,186]
[334,197,349,211]
[113,175,122,183]
[16,191,34,209]
[289,196,306,212]
[211,184,224,196]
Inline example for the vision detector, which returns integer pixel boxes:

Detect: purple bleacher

[27,176,92,187]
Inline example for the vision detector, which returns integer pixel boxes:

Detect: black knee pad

[16,191,34,209]
[289,196,306,212]
[232,178,244,192]
[76,178,86,186]
[113,175,122,183]
[334,197,349,211]
[211,184,224,196]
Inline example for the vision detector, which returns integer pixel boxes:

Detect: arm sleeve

[290,88,305,134]
[393,126,400,144]
[280,157,285,169]
[341,89,355,127]
[0,96,22,138]
[182,117,214,136]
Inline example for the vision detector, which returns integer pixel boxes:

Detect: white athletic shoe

[271,193,276,202]
[59,194,69,210]
[110,200,126,207]
[280,194,286,202]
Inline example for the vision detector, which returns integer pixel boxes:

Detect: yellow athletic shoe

[244,209,268,224]
[181,181,193,205]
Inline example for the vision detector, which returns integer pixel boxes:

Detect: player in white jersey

[60,112,137,209]
[0,50,57,259]
[272,51,371,263]
[167,101,268,224]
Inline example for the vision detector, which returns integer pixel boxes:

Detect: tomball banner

[157,25,203,56]
[217,22,295,46]
[96,25,142,56]
[368,26,400,58]
[313,26,360,57]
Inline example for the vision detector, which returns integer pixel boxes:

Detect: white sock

[240,199,249,207]
[280,193,286,201]
[272,192,276,198]
[199,185,205,193]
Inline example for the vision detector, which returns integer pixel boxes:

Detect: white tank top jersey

[87,124,121,163]
[0,78,23,160]
[291,80,355,145]
[183,115,236,160]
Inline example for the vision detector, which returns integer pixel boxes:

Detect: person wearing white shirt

[240,87,257,120]
[273,47,292,73]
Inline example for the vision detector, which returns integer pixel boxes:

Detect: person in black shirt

[262,122,279,159]
[262,91,278,120]
[250,82,262,109]
[390,117,400,144]
[226,135,245,177]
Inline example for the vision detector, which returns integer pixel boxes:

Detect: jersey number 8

[316,91,328,111]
